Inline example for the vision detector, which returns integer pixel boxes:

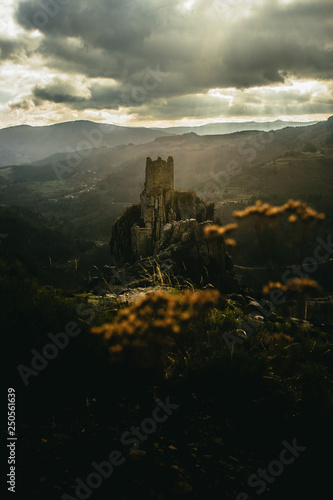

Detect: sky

[0,0,332,129]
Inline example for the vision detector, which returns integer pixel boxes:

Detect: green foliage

[0,205,95,271]
[302,142,317,153]
[174,189,196,204]
[78,243,111,272]
[326,131,333,146]
[116,202,142,226]
[206,202,215,220]
[163,300,332,416]
[1,258,79,346]
[167,303,239,376]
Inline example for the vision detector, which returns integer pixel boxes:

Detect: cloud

[14,0,333,85]
[8,97,34,110]
[32,77,91,104]
[130,80,333,120]
[0,34,37,62]
[0,0,330,125]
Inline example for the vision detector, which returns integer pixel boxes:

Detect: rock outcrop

[157,218,234,289]
[110,156,236,290]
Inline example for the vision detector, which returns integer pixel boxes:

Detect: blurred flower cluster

[204,223,238,246]
[263,278,321,296]
[233,199,325,223]
[92,290,220,375]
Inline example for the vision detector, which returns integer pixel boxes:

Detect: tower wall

[140,156,175,248]
[145,156,174,192]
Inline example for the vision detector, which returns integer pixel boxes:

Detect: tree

[302,142,316,153]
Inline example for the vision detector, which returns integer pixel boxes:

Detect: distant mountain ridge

[161,119,318,136]
[0,117,331,187]
[0,121,171,167]
[0,118,318,167]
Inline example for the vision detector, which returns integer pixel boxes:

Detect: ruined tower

[110,156,236,291]
[140,156,175,239]
[129,156,176,260]
[144,156,174,192]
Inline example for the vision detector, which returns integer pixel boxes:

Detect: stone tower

[140,156,175,242]
[128,156,176,260]
[110,156,237,291]
[144,156,174,192]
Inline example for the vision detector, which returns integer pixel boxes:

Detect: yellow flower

[288,214,298,223]
[225,238,237,246]
[109,344,123,354]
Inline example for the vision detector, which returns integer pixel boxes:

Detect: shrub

[91,290,220,379]
[302,142,317,153]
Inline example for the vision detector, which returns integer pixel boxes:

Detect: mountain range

[0,119,318,167]
[0,121,170,167]
[158,119,317,136]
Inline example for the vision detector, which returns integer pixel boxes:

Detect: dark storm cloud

[0,38,18,60]
[13,0,333,115]
[15,0,160,50]
[223,0,333,82]
[0,35,35,61]
[30,69,166,110]
[32,77,90,104]
[129,94,230,120]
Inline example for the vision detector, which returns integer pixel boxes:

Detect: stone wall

[131,225,153,261]
[145,156,174,192]
[140,156,176,244]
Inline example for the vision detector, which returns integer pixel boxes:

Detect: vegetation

[302,142,317,153]
[4,248,332,498]
[2,120,333,498]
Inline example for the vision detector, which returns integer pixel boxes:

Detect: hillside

[0,118,320,168]
[0,121,171,167]
[0,205,100,280]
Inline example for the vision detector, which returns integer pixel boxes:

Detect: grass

[3,250,333,499]
[165,301,333,417]
[85,274,332,422]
